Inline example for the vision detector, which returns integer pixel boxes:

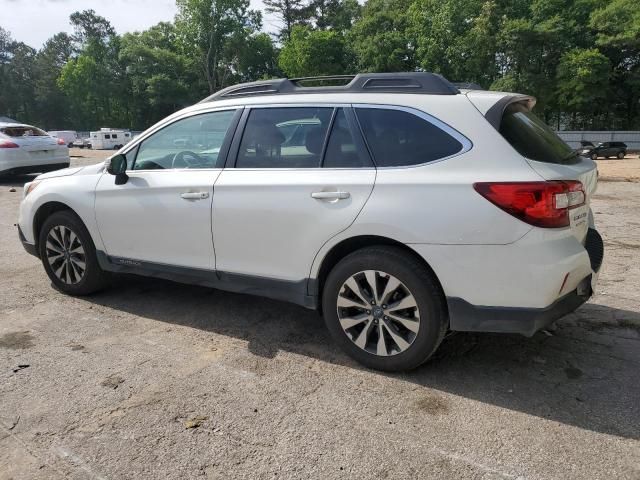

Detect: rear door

[212,105,375,283]
[498,102,597,242]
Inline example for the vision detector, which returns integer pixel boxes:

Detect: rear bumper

[447,275,592,336]
[412,227,604,336]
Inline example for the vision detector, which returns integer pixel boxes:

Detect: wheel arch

[311,235,446,311]
[33,201,77,250]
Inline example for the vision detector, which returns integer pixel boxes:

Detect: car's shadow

[0,174,38,187]
[83,274,640,440]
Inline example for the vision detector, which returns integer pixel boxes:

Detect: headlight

[24,181,41,198]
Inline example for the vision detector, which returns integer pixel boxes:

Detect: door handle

[311,191,350,200]
[180,191,209,200]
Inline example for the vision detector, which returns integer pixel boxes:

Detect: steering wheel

[171,150,202,168]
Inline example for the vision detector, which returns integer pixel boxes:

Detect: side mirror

[106,154,128,185]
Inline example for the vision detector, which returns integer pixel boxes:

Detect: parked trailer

[48,130,78,148]
[89,128,132,150]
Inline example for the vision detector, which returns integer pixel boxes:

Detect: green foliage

[308,0,361,31]
[349,0,416,72]
[557,49,610,111]
[175,0,266,92]
[1,0,640,131]
[263,0,309,40]
[279,25,353,77]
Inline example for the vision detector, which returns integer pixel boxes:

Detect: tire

[68,143,74,148]
[322,246,448,372]
[38,210,109,296]
[617,151,625,159]
[591,153,598,160]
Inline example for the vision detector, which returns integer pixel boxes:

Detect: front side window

[133,109,237,170]
[236,107,333,168]
[355,108,463,167]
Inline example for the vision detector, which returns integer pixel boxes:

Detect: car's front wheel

[322,246,448,371]
[38,211,109,295]
[617,151,625,159]
[591,153,598,160]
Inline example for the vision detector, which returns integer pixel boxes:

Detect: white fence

[557,131,640,150]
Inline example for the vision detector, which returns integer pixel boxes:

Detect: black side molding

[95,252,317,309]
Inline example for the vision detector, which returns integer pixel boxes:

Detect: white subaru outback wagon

[18,73,603,371]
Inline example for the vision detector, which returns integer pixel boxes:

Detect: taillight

[0,139,19,148]
[473,181,585,228]
[56,138,66,145]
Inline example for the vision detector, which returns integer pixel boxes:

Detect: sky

[0,0,277,49]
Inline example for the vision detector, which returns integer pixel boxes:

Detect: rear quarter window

[355,108,464,167]
[499,103,578,165]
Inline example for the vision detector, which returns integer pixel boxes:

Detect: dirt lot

[1,150,639,479]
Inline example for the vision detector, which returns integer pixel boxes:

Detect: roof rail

[199,72,460,103]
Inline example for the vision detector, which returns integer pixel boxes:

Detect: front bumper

[18,225,38,258]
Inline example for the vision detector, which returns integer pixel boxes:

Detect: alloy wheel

[45,225,86,284]
[336,270,420,356]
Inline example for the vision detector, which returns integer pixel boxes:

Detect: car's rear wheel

[591,153,598,160]
[322,246,447,371]
[38,211,109,296]
[617,151,625,159]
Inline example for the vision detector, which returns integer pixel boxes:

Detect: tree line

[0,0,638,132]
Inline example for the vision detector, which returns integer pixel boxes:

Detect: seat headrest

[252,123,285,146]
[305,126,325,155]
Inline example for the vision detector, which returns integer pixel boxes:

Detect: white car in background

[48,130,78,148]
[1,122,70,176]
[17,73,604,371]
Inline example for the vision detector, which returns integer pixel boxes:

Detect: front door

[95,108,240,270]
[212,106,376,284]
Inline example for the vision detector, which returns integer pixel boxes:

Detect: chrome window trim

[352,103,473,169]
[232,104,355,170]
[121,107,242,173]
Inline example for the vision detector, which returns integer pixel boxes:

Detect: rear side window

[500,103,577,164]
[355,108,463,167]
[237,107,332,168]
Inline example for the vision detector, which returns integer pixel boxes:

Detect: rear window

[355,108,463,167]
[500,103,577,164]
[0,126,48,137]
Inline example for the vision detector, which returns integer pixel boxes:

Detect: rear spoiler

[484,95,536,130]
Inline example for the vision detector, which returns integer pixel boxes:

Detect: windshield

[499,103,578,165]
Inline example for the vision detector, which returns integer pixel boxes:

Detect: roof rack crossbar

[290,75,356,84]
[199,72,459,103]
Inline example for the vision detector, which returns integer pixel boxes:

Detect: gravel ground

[0,151,639,479]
